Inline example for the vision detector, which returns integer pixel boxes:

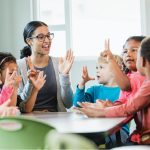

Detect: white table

[23,112,132,134]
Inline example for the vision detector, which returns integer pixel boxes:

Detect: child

[94,36,146,107]
[0,52,21,106]
[0,52,46,113]
[73,54,122,106]
[77,36,150,145]
[73,54,128,147]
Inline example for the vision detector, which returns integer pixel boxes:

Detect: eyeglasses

[29,33,54,42]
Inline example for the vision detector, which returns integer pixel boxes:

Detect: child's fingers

[107,38,110,50]
[96,99,105,104]
[89,77,95,80]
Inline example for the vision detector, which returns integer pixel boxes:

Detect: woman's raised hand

[26,56,38,78]
[58,49,74,74]
[29,71,46,91]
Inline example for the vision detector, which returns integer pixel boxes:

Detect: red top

[104,80,150,144]
[114,72,145,105]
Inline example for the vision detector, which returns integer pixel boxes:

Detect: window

[38,0,141,57]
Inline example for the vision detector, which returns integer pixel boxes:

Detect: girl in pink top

[0,52,46,114]
[77,37,150,145]
[0,52,22,106]
[99,36,146,106]
[115,36,146,105]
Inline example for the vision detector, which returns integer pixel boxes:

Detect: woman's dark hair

[122,36,146,74]
[20,46,32,59]
[0,52,16,71]
[140,37,150,63]
[20,21,48,59]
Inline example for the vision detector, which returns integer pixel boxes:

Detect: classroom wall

[141,0,150,35]
[0,0,31,58]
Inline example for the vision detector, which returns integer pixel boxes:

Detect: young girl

[0,52,46,113]
[77,36,150,145]
[95,36,146,107]
[73,54,129,148]
[0,52,21,116]
[0,52,21,106]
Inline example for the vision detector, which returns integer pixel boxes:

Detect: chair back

[0,117,54,149]
[44,130,98,150]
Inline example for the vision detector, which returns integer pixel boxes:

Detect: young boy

[73,54,129,147]
[73,55,122,106]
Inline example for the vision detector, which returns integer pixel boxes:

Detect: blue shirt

[73,84,120,106]
[73,84,129,135]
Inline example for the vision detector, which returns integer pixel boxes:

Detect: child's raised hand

[78,66,95,88]
[13,72,22,89]
[58,49,74,74]
[29,71,46,91]
[4,69,22,89]
[101,39,114,62]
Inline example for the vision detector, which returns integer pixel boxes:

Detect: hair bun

[20,46,32,59]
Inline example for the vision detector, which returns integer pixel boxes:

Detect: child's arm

[107,56,131,91]
[73,66,95,106]
[73,86,94,106]
[101,39,131,91]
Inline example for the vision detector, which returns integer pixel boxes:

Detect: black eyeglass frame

[28,33,54,42]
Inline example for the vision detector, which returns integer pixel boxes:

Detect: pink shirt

[114,72,145,104]
[0,86,14,105]
[104,80,150,144]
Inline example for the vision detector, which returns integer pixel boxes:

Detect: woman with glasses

[17,21,74,113]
